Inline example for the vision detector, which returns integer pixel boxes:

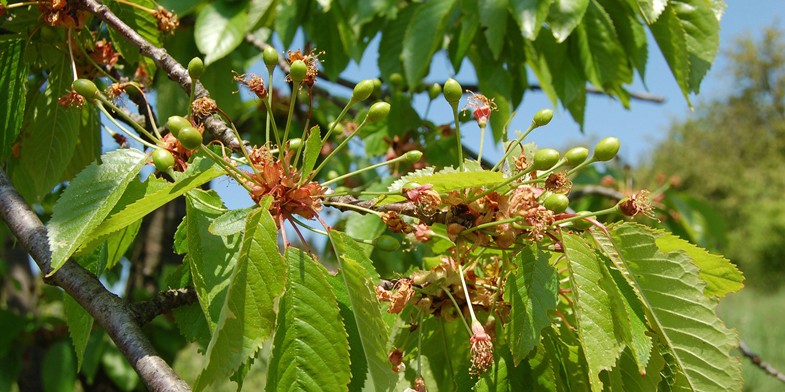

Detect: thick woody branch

[75,0,243,151]
[0,170,189,392]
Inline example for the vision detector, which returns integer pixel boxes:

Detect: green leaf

[447,0,479,71]
[670,0,721,94]
[186,190,242,332]
[209,207,254,237]
[300,125,322,179]
[382,167,505,204]
[506,246,559,365]
[86,155,223,243]
[64,244,108,371]
[47,149,147,275]
[0,39,27,161]
[479,0,509,60]
[195,1,250,65]
[510,0,553,40]
[378,4,416,80]
[609,223,743,392]
[575,1,632,88]
[649,0,720,104]
[469,45,512,142]
[195,203,286,391]
[548,0,590,42]
[562,233,625,392]
[401,0,457,90]
[306,7,352,79]
[632,0,668,24]
[107,0,161,66]
[274,0,308,47]
[600,0,648,79]
[653,228,744,298]
[10,55,80,201]
[329,230,396,391]
[266,248,351,391]
[60,106,101,182]
[42,340,77,392]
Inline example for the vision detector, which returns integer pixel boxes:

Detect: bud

[533,108,553,127]
[289,60,307,83]
[403,150,423,163]
[372,78,382,97]
[443,78,462,104]
[187,57,204,80]
[366,102,391,122]
[351,79,374,103]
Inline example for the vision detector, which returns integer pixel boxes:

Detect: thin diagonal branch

[0,169,189,392]
[75,0,243,151]
[739,340,785,384]
[130,288,198,326]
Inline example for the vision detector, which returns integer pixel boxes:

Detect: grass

[719,287,785,391]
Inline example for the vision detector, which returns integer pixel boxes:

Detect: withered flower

[382,211,413,234]
[234,73,267,99]
[191,97,218,119]
[153,7,179,34]
[464,91,496,127]
[619,190,655,218]
[58,90,85,109]
[469,320,494,376]
[545,172,572,194]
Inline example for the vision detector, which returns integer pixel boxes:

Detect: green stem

[552,205,621,226]
[215,108,261,179]
[458,263,479,323]
[280,80,301,160]
[460,216,525,235]
[450,103,464,171]
[97,103,159,150]
[567,157,597,176]
[478,124,486,163]
[96,95,160,144]
[289,217,329,236]
[443,288,472,335]
[322,102,353,144]
[198,144,256,186]
[321,154,410,187]
[310,119,368,181]
[322,200,381,216]
[265,68,274,148]
[491,121,537,172]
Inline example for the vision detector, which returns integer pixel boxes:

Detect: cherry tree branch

[74,0,243,151]
[0,169,189,392]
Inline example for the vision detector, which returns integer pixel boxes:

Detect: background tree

[0,0,746,391]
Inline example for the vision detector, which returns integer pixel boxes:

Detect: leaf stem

[97,103,158,150]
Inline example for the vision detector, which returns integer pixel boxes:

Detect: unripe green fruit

[593,137,620,161]
[428,83,442,100]
[565,147,589,166]
[533,109,553,127]
[289,60,307,83]
[403,150,423,163]
[326,170,340,180]
[263,46,279,68]
[351,79,374,103]
[152,149,175,171]
[73,79,99,100]
[366,102,391,122]
[177,126,202,150]
[188,57,204,80]
[389,73,404,89]
[166,116,190,138]
[532,148,560,171]
[288,138,303,150]
[543,193,569,214]
[443,78,462,104]
[572,212,593,230]
[375,235,401,252]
